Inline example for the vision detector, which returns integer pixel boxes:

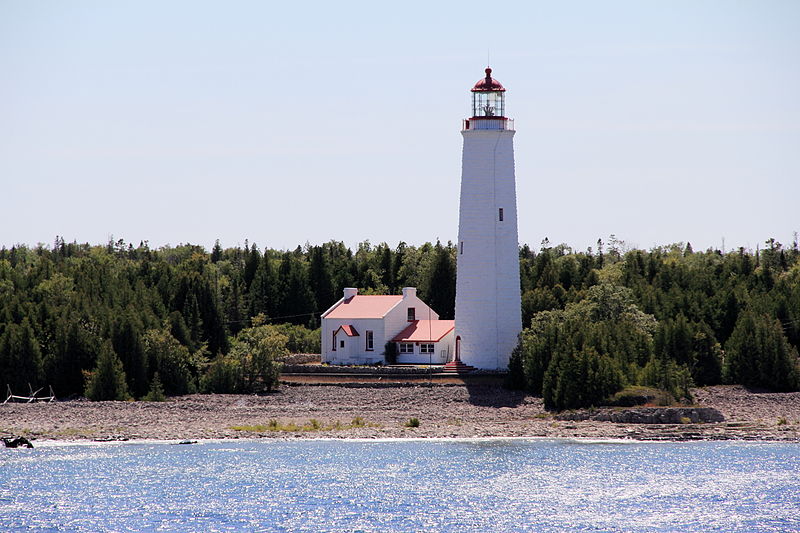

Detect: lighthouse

[454,67,522,371]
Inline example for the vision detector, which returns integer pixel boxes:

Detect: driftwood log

[1,436,34,448]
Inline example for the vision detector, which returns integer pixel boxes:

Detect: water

[1,438,798,532]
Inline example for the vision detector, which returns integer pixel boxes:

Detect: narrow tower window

[460,241,464,254]
[499,208,504,222]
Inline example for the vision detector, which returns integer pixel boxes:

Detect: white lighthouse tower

[453,67,522,371]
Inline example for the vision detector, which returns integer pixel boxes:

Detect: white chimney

[402,287,416,299]
[343,287,358,300]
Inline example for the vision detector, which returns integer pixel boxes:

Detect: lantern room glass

[472,91,505,118]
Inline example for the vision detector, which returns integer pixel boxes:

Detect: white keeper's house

[321,287,455,365]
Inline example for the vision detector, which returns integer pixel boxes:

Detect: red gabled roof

[336,324,359,337]
[392,320,455,343]
[325,295,403,319]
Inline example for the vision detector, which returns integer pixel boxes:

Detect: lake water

[1,438,798,532]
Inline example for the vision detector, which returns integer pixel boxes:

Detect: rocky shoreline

[1,385,798,443]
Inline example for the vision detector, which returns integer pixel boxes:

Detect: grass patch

[230,417,380,433]
[53,427,100,437]
[607,386,676,407]
[777,417,788,426]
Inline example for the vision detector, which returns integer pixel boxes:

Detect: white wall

[321,288,440,365]
[455,128,522,370]
[322,318,384,364]
[395,329,454,364]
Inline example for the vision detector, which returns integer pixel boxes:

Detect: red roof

[336,324,359,337]
[324,295,403,319]
[472,67,505,92]
[392,320,455,343]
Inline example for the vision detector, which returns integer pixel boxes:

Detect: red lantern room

[472,67,505,118]
[464,67,512,131]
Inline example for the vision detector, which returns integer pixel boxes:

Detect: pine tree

[85,341,130,401]
[425,242,456,319]
[111,311,149,398]
[724,311,799,391]
[210,240,223,263]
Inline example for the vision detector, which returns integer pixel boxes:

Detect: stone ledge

[556,407,725,424]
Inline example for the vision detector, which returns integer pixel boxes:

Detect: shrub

[142,373,166,402]
[543,347,623,410]
[383,341,397,364]
[201,354,243,393]
[405,417,420,428]
[84,341,130,401]
[607,386,674,407]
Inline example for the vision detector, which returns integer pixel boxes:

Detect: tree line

[0,237,456,399]
[511,237,800,409]
[1,235,798,405]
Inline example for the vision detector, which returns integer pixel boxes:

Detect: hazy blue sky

[2,1,798,253]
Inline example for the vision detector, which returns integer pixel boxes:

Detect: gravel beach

[1,384,798,443]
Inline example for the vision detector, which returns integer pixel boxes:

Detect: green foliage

[141,329,198,396]
[543,347,623,410]
[251,320,320,354]
[383,341,397,364]
[0,318,43,392]
[404,417,420,428]
[513,283,653,408]
[203,324,287,393]
[1,236,798,399]
[200,354,243,394]
[723,311,800,391]
[512,238,800,409]
[640,356,694,403]
[424,241,456,319]
[607,386,675,407]
[142,372,167,402]
[84,341,130,401]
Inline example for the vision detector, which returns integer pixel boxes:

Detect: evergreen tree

[724,311,799,391]
[0,319,43,392]
[425,242,456,319]
[85,341,130,401]
[111,311,149,398]
[308,246,335,313]
[142,329,196,395]
[210,240,223,263]
[249,254,278,319]
[243,244,261,290]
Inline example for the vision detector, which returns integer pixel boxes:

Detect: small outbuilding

[320,287,454,365]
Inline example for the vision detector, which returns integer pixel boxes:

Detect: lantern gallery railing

[462,118,515,131]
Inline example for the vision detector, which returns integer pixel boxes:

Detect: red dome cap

[471,67,505,92]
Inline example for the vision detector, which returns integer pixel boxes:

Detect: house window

[340,340,345,349]
[499,208,504,221]
[365,330,374,351]
[332,331,337,351]
[407,308,415,321]
[399,343,414,354]
[420,343,434,354]
[460,241,463,255]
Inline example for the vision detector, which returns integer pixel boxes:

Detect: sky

[1,1,799,254]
